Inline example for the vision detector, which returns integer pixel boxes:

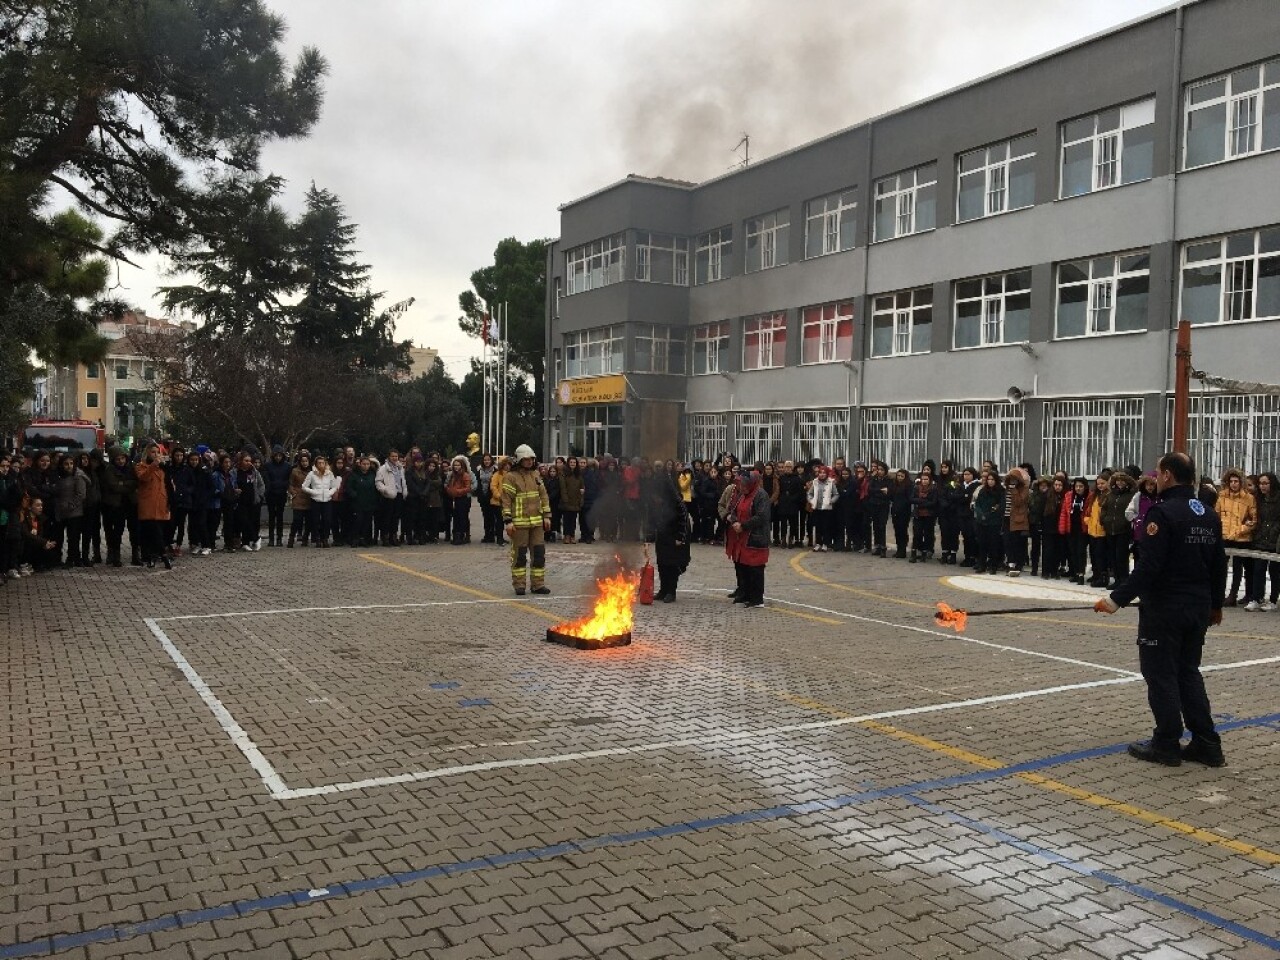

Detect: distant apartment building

[396,346,440,381]
[544,0,1280,478]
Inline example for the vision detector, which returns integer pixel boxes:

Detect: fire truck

[19,418,107,453]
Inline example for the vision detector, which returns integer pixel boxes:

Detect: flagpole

[481,308,488,455]
[501,302,509,456]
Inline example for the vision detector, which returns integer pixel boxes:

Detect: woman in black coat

[652,473,691,602]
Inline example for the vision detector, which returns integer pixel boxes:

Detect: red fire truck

[19,418,107,453]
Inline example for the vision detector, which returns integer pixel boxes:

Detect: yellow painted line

[359,554,561,622]
[764,605,842,626]
[789,551,934,608]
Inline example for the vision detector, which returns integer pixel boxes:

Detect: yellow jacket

[489,468,507,507]
[1217,488,1256,542]
[1085,495,1106,538]
[501,467,551,527]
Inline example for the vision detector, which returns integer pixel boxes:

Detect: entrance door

[640,402,681,461]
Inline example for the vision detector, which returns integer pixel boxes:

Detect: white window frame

[694,227,731,284]
[941,403,1025,471]
[692,321,730,376]
[1184,59,1280,169]
[745,209,790,273]
[800,301,854,365]
[115,363,129,380]
[956,134,1036,222]
[870,288,933,358]
[1170,393,1280,479]
[1041,398,1144,478]
[563,326,623,378]
[1180,227,1280,326]
[633,232,689,286]
[742,313,787,371]
[873,163,937,242]
[793,409,850,466]
[1059,97,1156,198]
[860,406,928,472]
[633,324,686,375]
[804,189,857,258]
[734,412,784,465]
[686,413,728,464]
[953,271,1032,349]
[85,392,100,409]
[564,234,626,296]
[1055,251,1151,339]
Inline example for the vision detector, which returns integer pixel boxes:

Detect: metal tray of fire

[545,628,632,650]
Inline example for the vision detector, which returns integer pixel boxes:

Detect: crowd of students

[2,441,1275,610]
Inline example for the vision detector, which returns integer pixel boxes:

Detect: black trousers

[187,507,210,550]
[103,504,127,556]
[891,511,910,554]
[959,514,977,561]
[1136,603,1219,752]
[289,504,310,543]
[976,525,1002,569]
[911,516,936,553]
[939,514,960,553]
[1224,540,1254,601]
[1067,531,1087,578]
[1042,530,1065,576]
[237,499,259,545]
[1003,530,1028,570]
[139,518,165,562]
[1088,535,1109,582]
[451,496,470,543]
[1108,533,1132,586]
[80,506,102,560]
[1248,554,1278,603]
[868,504,889,550]
[353,509,375,545]
[62,516,84,563]
[812,510,836,548]
[734,562,765,604]
[1029,526,1042,574]
[266,495,286,543]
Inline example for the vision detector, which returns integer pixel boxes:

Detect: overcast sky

[112,0,1174,378]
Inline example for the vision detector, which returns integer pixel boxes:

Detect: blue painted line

[457,698,491,708]
[898,792,1280,954]
[428,681,461,690]
[3,711,1279,959]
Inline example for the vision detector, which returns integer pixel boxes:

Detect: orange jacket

[134,460,170,522]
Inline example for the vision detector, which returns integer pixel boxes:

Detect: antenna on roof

[733,133,750,169]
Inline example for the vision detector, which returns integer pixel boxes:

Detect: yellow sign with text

[557,375,627,406]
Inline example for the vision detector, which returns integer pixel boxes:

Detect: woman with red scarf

[725,468,772,608]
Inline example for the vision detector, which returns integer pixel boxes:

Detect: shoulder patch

[1189,498,1205,516]
[1146,521,1160,537]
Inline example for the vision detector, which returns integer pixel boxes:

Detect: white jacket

[301,469,341,503]
[807,478,839,511]
[375,460,406,499]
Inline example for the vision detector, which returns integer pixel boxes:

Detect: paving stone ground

[3,516,1279,959]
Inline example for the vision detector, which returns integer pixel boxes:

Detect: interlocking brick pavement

[2,519,1279,959]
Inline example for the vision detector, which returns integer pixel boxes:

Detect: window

[115,363,128,380]
[871,288,933,358]
[942,404,1025,470]
[85,363,100,379]
[860,406,928,471]
[793,409,850,466]
[873,163,937,241]
[1060,98,1155,197]
[686,413,728,463]
[634,232,689,286]
[84,392,99,409]
[1181,227,1280,326]
[804,189,857,258]
[563,326,623,378]
[1056,251,1150,338]
[957,134,1036,222]
[567,405,624,461]
[1184,60,1280,168]
[633,324,686,374]
[552,348,562,388]
[744,209,790,273]
[564,234,626,295]
[143,365,155,381]
[742,313,787,370]
[553,278,561,318]
[953,271,1031,348]
[801,301,854,364]
[692,321,730,375]
[695,227,732,284]
[1041,398,1144,477]
[1172,393,1280,478]
[735,412,784,464]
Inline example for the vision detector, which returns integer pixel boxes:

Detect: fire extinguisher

[638,542,655,605]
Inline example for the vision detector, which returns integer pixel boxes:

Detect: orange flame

[934,602,968,633]
[550,571,639,640]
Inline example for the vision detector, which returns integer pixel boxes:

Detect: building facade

[544,0,1280,478]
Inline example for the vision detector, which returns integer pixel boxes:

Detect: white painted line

[154,595,593,622]
[144,617,292,799]
[1202,655,1280,672]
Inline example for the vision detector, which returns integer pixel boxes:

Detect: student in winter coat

[1059,477,1092,584]
[180,451,215,555]
[301,455,341,547]
[559,458,585,543]
[475,454,497,544]
[0,457,24,579]
[487,458,510,545]
[725,469,771,607]
[346,456,378,546]
[1085,471,1111,587]
[375,450,408,546]
[972,472,1005,574]
[99,447,138,567]
[544,466,562,543]
[888,469,913,558]
[1247,472,1280,610]
[1216,468,1257,605]
[1041,477,1066,580]
[936,460,966,565]
[445,456,476,545]
[288,452,313,547]
[909,474,940,562]
[1028,476,1048,576]
[805,464,839,552]
[652,471,691,603]
[263,445,292,547]
[1002,468,1031,575]
[21,497,60,572]
[864,460,892,557]
[958,467,981,566]
[134,442,171,569]
[1101,470,1136,590]
[693,465,721,545]
[235,453,263,551]
[76,451,103,565]
[53,454,89,567]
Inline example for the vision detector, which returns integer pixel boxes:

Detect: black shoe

[146,560,155,569]
[894,549,906,559]
[728,590,741,600]
[514,587,526,596]
[743,599,763,608]
[909,552,918,564]
[1127,740,1182,766]
[732,596,749,604]
[531,586,550,595]
[1181,740,1226,767]
[661,593,676,603]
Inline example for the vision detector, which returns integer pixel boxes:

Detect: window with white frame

[860,406,929,471]
[871,287,933,358]
[800,301,854,364]
[742,313,787,370]
[957,134,1036,222]
[942,404,1025,471]
[85,392,99,409]
[873,163,937,241]
[695,226,731,284]
[735,412,784,464]
[744,209,789,273]
[1181,227,1280,325]
[553,277,561,317]
[1184,59,1280,169]
[564,234,626,295]
[634,232,689,286]
[1170,393,1280,478]
[953,270,1031,349]
[804,189,857,258]
[633,324,686,374]
[115,363,128,380]
[793,409,850,466]
[1041,398,1144,477]
[563,326,623,378]
[86,363,100,379]
[686,413,728,463]
[1060,98,1155,198]
[552,348,562,387]
[1056,251,1150,338]
[692,321,730,375]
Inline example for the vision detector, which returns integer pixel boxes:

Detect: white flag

[489,315,500,343]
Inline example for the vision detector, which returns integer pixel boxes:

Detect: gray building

[544,0,1280,478]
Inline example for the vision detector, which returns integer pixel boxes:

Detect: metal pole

[481,308,488,454]
[500,302,509,456]
[1173,319,1191,454]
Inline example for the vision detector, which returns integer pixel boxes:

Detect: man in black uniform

[1094,452,1227,768]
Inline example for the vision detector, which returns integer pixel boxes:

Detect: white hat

[514,444,536,461]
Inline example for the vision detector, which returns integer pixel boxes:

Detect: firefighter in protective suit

[502,444,552,595]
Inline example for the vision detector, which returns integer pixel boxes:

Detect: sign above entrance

[558,374,627,406]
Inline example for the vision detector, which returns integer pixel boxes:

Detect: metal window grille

[1041,398,1144,477]
[860,406,929,472]
[1089,280,1114,334]
[793,409,850,466]
[734,412,784,464]
[1095,133,1118,189]
[1168,393,1280,478]
[986,164,1007,215]
[941,404,1026,471]
[686,414,728,463]
[1226,259,1254,322]
[1230,94,1258,155]
[896,190,915,236]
